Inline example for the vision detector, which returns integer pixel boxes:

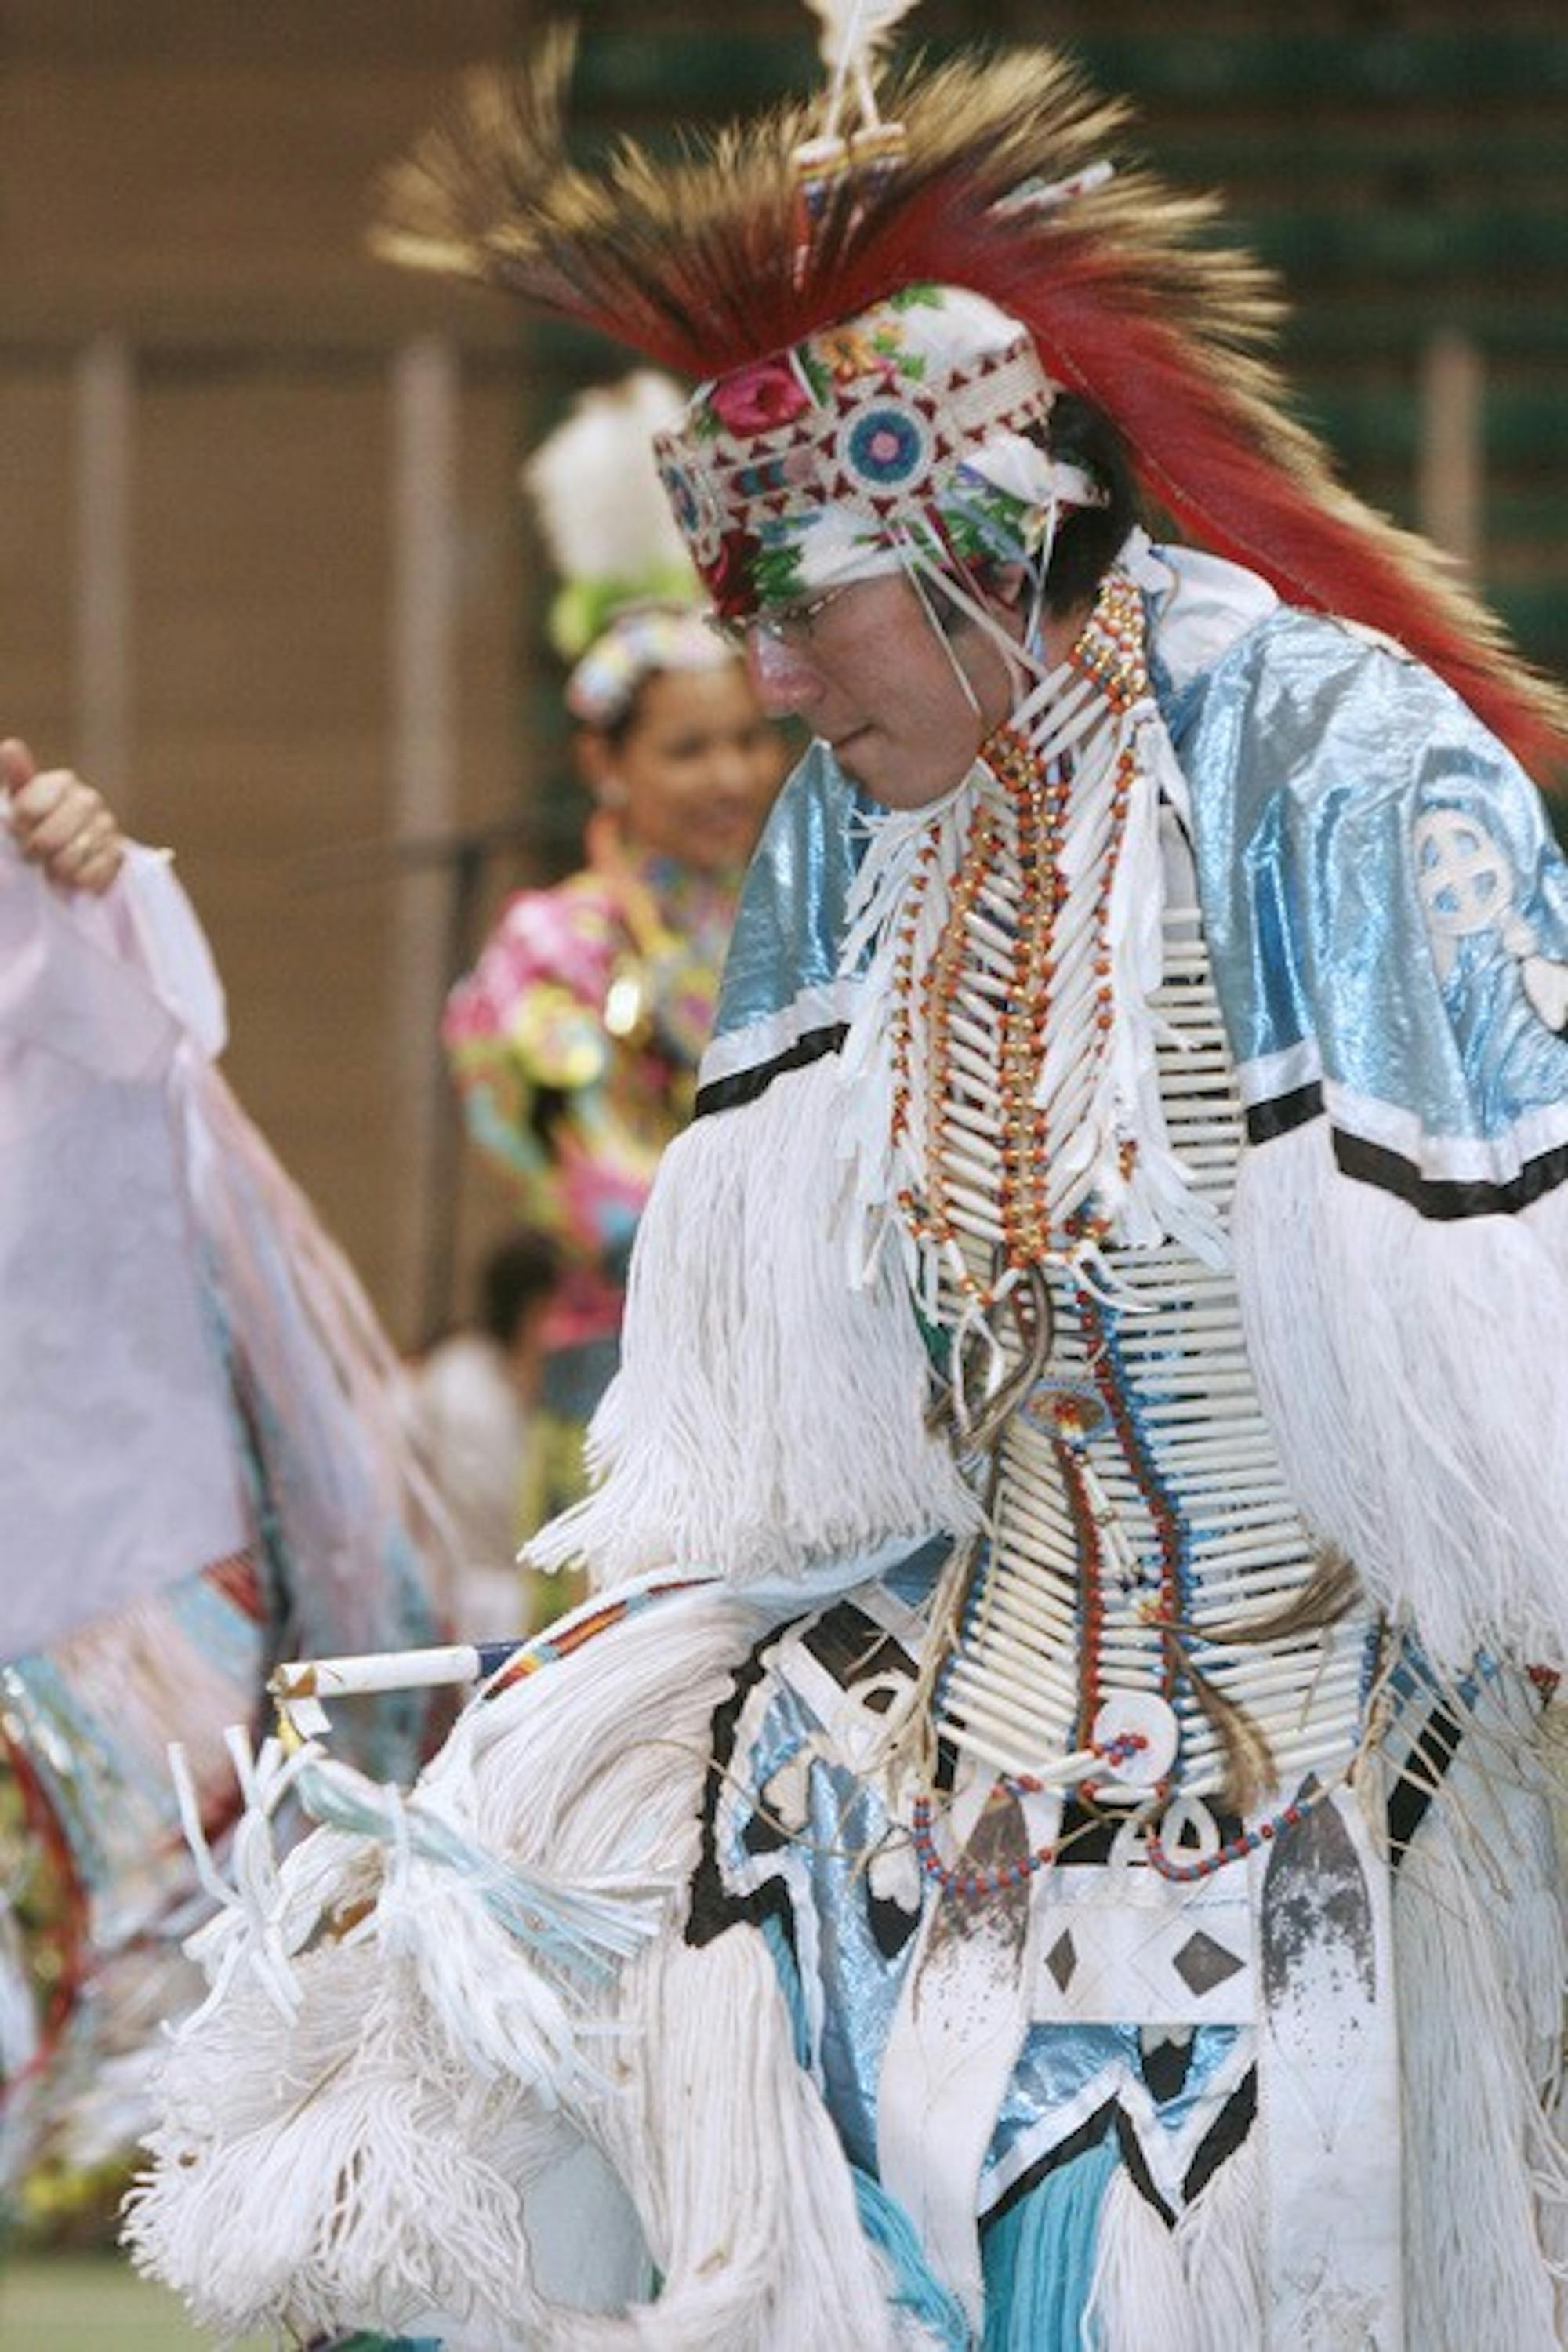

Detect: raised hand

[2,736,125,895]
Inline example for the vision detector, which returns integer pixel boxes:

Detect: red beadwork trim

[1144,1777,1345,1884]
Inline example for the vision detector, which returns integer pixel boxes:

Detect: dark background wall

[3,1,1564,1344]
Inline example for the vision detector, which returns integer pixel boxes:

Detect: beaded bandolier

[937,935,1371,1846]
[860,574,1374,1846]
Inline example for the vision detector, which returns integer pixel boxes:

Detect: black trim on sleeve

[1181,2069,1259,2204]
[693,1022,849,1119]
[1244,1086,1568,1219]
[1243,1083,1323,1144]
[1330,1129,1568,1221]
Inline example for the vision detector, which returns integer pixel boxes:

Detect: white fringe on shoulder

[529,1051,980,1591]
[1232,1118,1568,1673]
[128,1579,928,2349]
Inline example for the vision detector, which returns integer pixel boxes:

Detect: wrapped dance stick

[268,1639,519,1737]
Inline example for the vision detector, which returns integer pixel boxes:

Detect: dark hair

[588,686,648,753]
[478,1229,563,1346]
[927,394,1142,634]
[1040,394,1142,614]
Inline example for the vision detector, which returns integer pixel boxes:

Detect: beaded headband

[652,284,1076,621]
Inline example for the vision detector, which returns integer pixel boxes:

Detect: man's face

[742,573,1020,810]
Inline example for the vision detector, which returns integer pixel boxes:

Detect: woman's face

[588,662,788,873]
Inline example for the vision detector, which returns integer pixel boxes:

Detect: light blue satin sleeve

[1176,609,1568,1145]
[706,599,1568,1157]
[711,740,867,1047]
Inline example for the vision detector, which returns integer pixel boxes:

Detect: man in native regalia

[129,13,1568,2348]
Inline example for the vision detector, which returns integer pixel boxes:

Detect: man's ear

[984,561,1029,615]
[927,563,1029,642]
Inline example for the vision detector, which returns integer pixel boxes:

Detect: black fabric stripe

[1246,1082,1568,1218]
[1243,1080,1323,1143]
[1112,2105,1177,2228]
[984,2078,1255,2234]
[982,2098,1118,2227]
[684,1629,797,1955]
[693,1022,848,1118]
[1181,2067,1258,2204]
[1330,1127,1568,1220]
[1386,1700,1465,1869]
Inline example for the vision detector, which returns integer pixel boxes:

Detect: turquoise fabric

[980,2139,1120,2352]
[853,2167,972,2348]
[1178,606,1568,1149]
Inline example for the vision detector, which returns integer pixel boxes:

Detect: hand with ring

[2,735,126,896]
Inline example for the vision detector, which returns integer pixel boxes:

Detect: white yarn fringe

[1169,2133,1266,2352]
[129,1579,916,2347]
[1110,707,1229,1271]
[529,1053,978,1589]
[581,1926,917,2350]
[1233,1117,1568,1671]
[1083,2168,1203,2352]
[1080,2137,1265,2352]
[1394,1707,1568,2352]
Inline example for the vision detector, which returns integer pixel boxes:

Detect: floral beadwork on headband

[654,285,1058,619]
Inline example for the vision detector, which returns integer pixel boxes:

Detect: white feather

[520,370,695,590]
[803,0,922,78]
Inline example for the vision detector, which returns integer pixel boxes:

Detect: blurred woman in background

[443,374,788,1622]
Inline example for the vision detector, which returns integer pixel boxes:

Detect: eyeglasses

[702,583,855,655]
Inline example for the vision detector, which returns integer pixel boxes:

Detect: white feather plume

[804,0,923,78]
[520,370,694,588]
